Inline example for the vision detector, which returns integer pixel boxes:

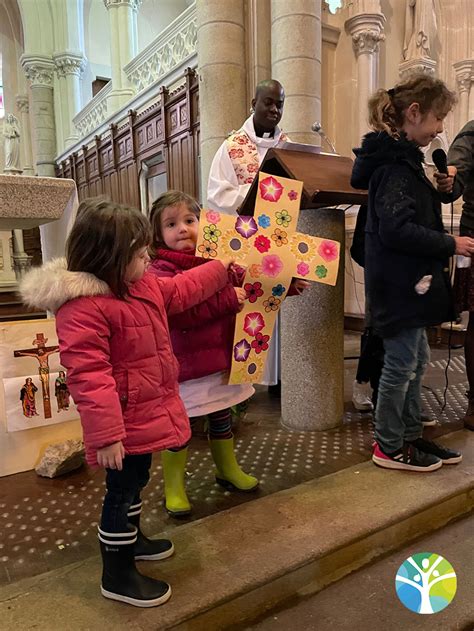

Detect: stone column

[454,61,472,129]
[15,95,34,176]
[21,55,57,177]
[281,208,345,431]
[53,53,86,148]
[103,0,141,112]
[346,8,385,142]
[196,0,247,200]
[246,0,271,99]
[271,0,322,144]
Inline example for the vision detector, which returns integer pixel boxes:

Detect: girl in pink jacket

[148,191,259,518]
[21,199,232,608]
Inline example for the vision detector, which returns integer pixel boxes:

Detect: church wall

[137,0,190,52]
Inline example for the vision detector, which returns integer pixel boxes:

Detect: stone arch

[17,0,54,55]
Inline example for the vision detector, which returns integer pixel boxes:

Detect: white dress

[179,371,255,417]
[206,116,287,385]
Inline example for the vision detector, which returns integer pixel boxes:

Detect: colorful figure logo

[395,552,457,614]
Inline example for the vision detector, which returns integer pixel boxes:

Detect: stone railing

[73,81,112,138]
[124,3,197,93]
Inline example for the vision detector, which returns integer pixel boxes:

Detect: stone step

[0,431,472,631]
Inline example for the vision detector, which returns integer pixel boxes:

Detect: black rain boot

[127,501,174,561]
[99,526,171,607]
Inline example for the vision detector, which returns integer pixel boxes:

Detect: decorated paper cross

[197,172,340,384]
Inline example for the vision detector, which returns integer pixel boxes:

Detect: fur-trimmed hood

[351,130,424,191]
[20,258,110,314]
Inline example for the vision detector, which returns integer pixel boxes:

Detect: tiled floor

[0,340,468,587]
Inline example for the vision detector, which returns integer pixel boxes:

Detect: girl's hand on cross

[291,279,311,294]
[220,257,236,270]
[234,286,247,304]
[97,441,125,470]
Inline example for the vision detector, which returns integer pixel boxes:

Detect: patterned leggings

[169,408,233,452]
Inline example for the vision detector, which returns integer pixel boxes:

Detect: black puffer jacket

[351,131,456,338]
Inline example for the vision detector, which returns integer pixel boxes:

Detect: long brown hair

[66,198,151,298]
[149,190,200,251]
[368,74,457,137]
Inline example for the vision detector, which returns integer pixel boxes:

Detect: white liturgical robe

[207,115,286,215]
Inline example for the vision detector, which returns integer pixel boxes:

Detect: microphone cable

[440,198,455,416]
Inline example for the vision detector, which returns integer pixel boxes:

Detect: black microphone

[432,148,448,174]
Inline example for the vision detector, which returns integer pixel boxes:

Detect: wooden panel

[57,69,200,206]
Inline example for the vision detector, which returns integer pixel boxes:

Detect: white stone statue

[3,114,22,174]
[403,0,437,60]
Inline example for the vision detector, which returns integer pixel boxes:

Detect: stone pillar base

[281,207,345,431]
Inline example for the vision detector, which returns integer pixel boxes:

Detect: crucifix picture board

[4,327,79,431]
[0,320,81,476]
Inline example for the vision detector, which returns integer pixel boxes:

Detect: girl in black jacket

[351,74,474,472]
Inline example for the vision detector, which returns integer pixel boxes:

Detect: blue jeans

[374,328,430,453]
[100,453,152,533]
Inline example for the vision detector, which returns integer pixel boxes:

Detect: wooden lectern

[241,147,367,432]
[240,147,367,214]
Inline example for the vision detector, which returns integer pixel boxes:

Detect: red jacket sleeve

[55,299,126,450]
[156,260,230,316]
[169,282,240,330]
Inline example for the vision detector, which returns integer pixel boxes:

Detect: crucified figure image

[14,333,59,419]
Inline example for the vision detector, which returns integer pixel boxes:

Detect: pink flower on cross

[261,254,284,278]
[205,210,221,224]
[317,240,339,262]
[243,312,265,337]
[259,176,283,203]
[297,261,310,277]
[288,190,298,201]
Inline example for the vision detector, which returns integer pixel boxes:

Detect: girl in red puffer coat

[20,199,232,609]
[148,191,259,518]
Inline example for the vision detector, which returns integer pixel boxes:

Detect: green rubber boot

[161,449,191,518]
[209,437,258,491]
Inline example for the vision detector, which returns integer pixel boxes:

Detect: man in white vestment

[207,79,288,387]
[207,79,287,216]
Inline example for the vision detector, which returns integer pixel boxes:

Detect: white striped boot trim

[98,526,137,546]
[127,501,142,518]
